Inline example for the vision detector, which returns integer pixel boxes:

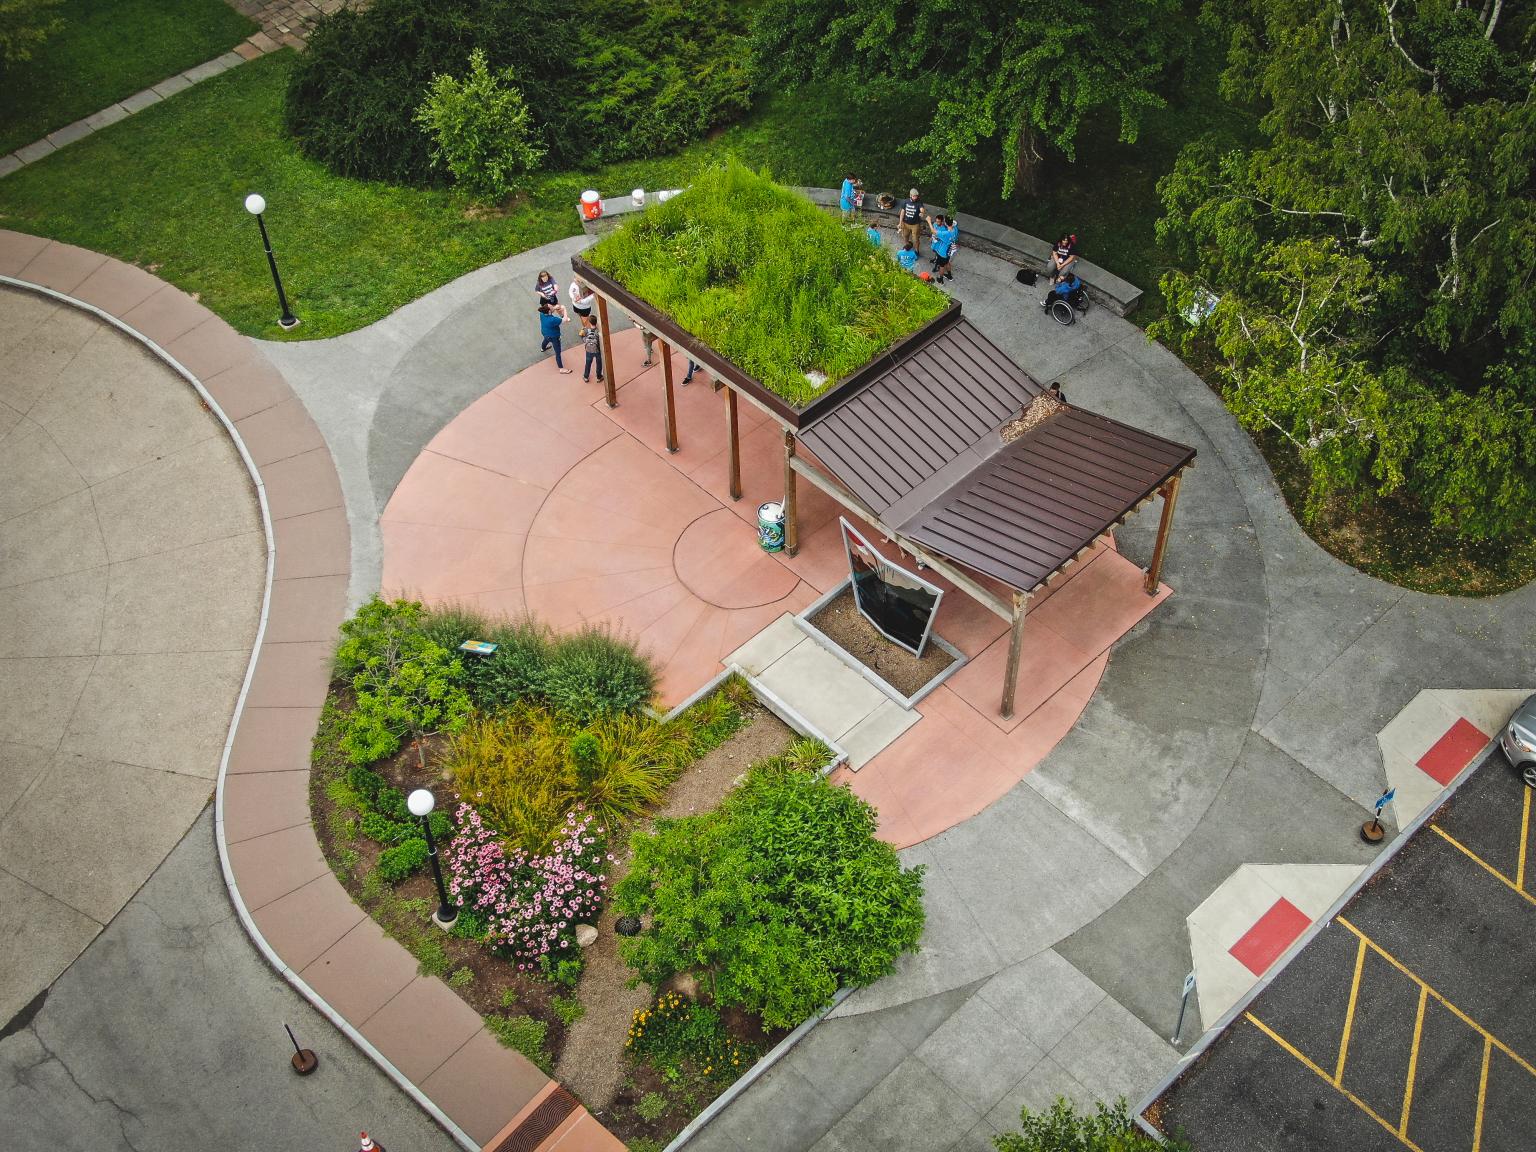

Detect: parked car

[1499,693,1536,787]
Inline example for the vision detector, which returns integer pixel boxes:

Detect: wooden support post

[660,340,679,454]
[723,385,742,500]
[1144,472,1183,595]
[783,429,799,556]
[1000,592,1028,719]
[596,295,617,409]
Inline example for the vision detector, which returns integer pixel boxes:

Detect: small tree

[0,0,64,65]
[993,1098,1191,1152]
[413,48,544,203]
[342,631,473,769]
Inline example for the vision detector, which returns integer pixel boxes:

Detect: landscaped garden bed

[310,597,926,1148]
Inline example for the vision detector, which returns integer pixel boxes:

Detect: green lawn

[0,0,256,156]
[0,41,1255,339]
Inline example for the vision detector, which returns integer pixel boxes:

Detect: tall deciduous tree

[0,0,63,65]
[752,0,1182,198]
[1154,0,1536,539]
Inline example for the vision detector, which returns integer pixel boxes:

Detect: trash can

[757,501,785,552]
[580,190,603,221]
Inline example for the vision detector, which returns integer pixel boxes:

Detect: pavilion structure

[572,254,1195,718]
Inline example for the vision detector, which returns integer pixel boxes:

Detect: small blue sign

[1374,787,1396,814]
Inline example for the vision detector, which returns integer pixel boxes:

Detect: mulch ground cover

[807,585,956,698]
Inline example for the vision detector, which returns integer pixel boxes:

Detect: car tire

[1524,763,1536,789]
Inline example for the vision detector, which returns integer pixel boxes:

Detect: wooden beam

[1144,471,1183,594]
[660,340,679,454]
[1000,592,1028,719]
[787,455,1016,621]
[724,385,742,500]
[595,295,617,409]
[783,429,799,555]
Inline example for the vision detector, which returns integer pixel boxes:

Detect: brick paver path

[226,0,350,54]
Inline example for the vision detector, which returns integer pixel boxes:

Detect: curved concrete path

[0,283,264,1024]
[254,214,1536,1151]
[0,232,605,1152]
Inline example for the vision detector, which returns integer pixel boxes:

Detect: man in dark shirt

[897,189,925,254]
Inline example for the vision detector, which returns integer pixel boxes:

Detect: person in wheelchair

[1040,272,1090,325]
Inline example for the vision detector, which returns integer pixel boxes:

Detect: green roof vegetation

[583,161,949,407]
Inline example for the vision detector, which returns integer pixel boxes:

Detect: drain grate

[485,1086,579,1152]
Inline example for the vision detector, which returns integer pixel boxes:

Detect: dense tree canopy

[1154,0,1536,539]
[752,0,1183,198]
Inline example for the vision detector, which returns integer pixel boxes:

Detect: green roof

[584,161,949,408]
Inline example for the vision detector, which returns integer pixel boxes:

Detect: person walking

[929,214,959,283]
[569,277,595,319]
[580,314,604,383]
[534,269,560,307]
[638,323,657,367]
[539,301,572,373]
[896,189,925,254]
[682,358,702,385]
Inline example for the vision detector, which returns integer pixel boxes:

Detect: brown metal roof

[797,319,1042,517]
[902,407,1195,592]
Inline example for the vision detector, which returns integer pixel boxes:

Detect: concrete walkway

[0,284,263,1025]
[256,216,1536,1150]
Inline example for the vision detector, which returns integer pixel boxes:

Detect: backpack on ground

[1015,268,1037,286]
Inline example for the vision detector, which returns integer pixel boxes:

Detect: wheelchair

[1041,274,1090,326]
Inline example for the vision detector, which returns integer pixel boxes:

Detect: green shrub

[0,0,63,66]
[414,48,543,203]
[626,991,755,1082]
[486,1013,551,1073]
[542,625,656,722]
[418,602,492,656]
[341,635,473,768]
[615,761,925,1029]
[360,811,416,844]
[994,1098,1190,1152]
[377,837,429,883]
[449,907,487,942]
[334,596,428,680]
[285,0,751,185]
[635,1092,668,1122]
[552,994,586,1027]
[539,954,584,989]
[585,162,949,406]
[448,966,475,988]
[568,730,602,793]
[463,617,553,712]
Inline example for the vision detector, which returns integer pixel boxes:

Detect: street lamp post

[407,788,457,929]
[243,193,299,330]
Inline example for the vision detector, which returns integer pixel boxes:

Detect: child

[897,242,918,273]
[866,223,883,247]
[929,214,959,283]
[580,314,604,383]
[839,172,862,218]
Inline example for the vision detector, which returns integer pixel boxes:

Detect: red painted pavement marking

[1229,898,1312,977]
[1416,717,1490,787]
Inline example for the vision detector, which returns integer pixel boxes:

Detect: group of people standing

[534,269,605,383]
[843,176,960,285]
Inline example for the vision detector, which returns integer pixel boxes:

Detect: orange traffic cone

[359,1133,384,1152]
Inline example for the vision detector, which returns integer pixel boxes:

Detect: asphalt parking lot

[1146,750,1535,1152]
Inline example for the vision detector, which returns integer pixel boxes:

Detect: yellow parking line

[1337,916,1536,1080]
[1336,935,1368,1085]
[1246,1012,1426,1152]
[1472,1037,1492,1152]
[1399,985,1427,1135]
[1518,786,1530,891]
[1430,825,1536,909]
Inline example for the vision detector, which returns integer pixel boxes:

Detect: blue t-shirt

[539,311,563,341]
[933,223,959,259]
[897,248,918,271]
[866,226,882,246]
[840,178,856,211]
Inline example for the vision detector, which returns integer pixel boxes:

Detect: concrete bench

[575,185,1143,317]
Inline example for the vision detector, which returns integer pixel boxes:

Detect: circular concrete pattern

[0,286,264,1025]
[674,508,801,609]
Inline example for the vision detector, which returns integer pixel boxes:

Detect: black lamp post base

[291,1049,319,1075]
[431,907,459,931]
[278,316,301,330]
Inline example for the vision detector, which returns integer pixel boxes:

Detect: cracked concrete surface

[0,806,459,1152]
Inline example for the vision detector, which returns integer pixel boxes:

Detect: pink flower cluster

[444,801,612,969]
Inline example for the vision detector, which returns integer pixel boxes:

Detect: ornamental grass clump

[584,160,949,406]
[444,802,612,970]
